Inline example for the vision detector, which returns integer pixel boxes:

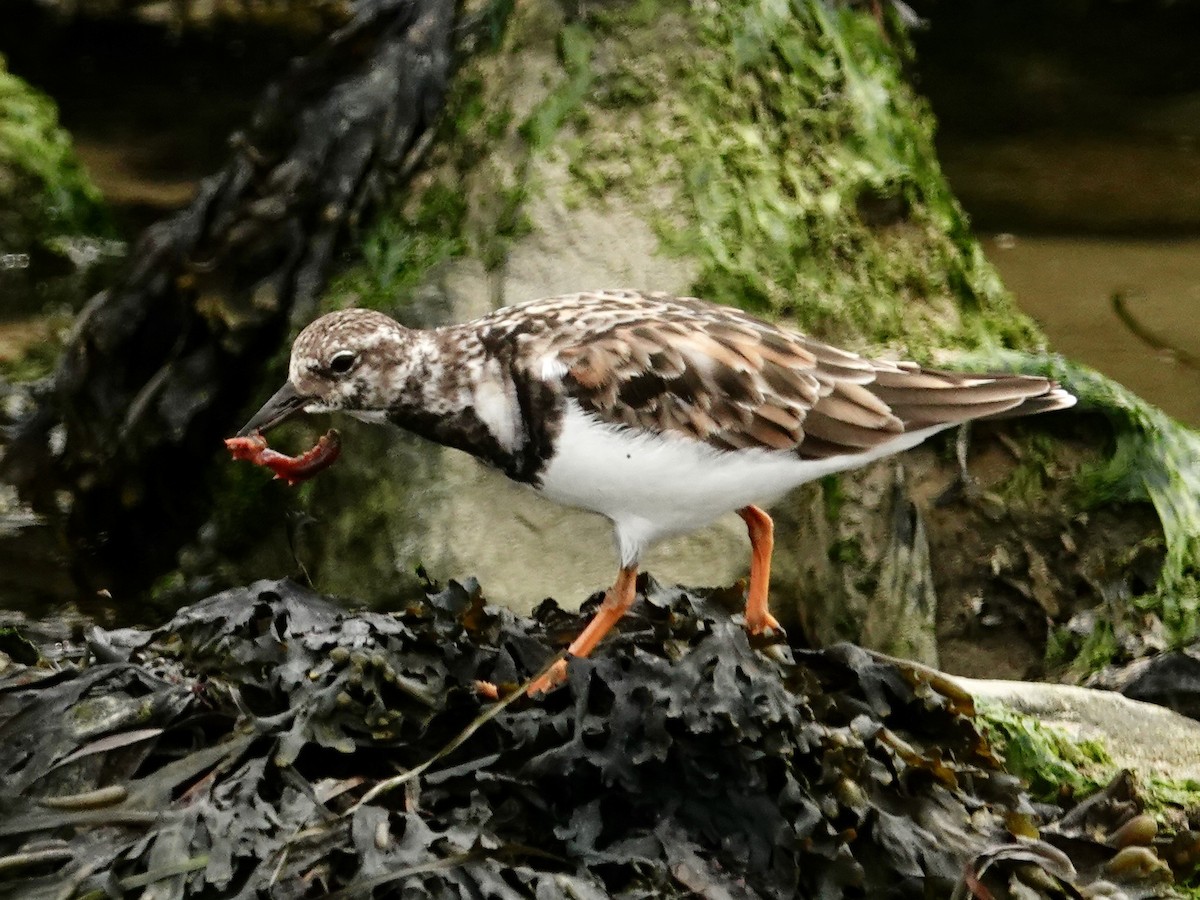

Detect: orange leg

[738,505,781,635]
[527,565,639,695]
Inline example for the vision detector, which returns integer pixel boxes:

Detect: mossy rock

[0,54,120,325]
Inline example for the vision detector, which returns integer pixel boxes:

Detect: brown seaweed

[0,578,1186,898]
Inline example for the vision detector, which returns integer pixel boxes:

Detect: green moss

[821,474,846,524]
[0,55,111,239]
[1066,361,1200,649]
[520,24,594,151]
[975,699,1113,803]
[1045,616,1120,677]
[996,432,1061,506]
[1067,375,1200,575]
[356,217,453,307]
[591,0,663,32]
[568,0,1041,353]
[1066,369,1200,651]
[326,2,597,308]
[828,537,863,566]
[979,699,1200,892]
[325,183,468,313]
[1145,775,1200,820]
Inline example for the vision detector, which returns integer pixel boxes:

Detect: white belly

[536,401,946,565]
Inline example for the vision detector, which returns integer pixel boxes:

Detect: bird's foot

[745,610,783,638]
[526,658,569,697]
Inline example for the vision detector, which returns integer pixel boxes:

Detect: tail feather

[799,368,1076,460]
[978,386,1077,421]
[866,368,1076,430]
[871,377,1055,407]
[890,397,1029,427]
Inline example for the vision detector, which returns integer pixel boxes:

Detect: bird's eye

[329,350,357,375]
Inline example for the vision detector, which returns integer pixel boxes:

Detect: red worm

[224,429,342,486]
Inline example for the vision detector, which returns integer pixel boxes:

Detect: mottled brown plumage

[470,290,1074,460]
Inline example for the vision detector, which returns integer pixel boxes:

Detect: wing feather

[476,290,1072,460]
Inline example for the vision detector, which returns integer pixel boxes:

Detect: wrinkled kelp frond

[0,578,1188,897]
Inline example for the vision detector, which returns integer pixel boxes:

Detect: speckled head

[236,308,417,435]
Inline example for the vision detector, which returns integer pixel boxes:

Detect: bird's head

[236,308,410,436]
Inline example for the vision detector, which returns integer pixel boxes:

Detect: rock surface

[955,676,1200,782]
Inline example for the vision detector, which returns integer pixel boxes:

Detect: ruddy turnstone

[235,290,1076,692]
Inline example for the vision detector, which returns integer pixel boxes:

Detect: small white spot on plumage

[355,327,395,352]
[539,355,568,381]
[348,410,390,424]
[472,363,520,452]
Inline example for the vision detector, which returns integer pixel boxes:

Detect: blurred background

[4,0,1198,424]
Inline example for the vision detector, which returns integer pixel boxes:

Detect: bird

[236,289,1076,693]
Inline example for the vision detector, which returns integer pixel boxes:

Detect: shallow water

[912,1,1200,430]
[984,234,1200,428]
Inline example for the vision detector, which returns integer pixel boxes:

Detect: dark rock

[1114,649,1200,723]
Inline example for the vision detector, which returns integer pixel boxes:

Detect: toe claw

[746,612,783,637]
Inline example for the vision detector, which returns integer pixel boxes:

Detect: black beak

[236,382,310,436]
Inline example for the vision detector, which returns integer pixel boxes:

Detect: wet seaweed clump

[0,578,1189,897]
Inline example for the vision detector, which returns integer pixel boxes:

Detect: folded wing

[538,292,1073,460]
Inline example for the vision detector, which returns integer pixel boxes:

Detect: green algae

[978,696,1200,893]
[820,473,847,524]
[977,696,1200,894]
[323,5,565,312]
[521,24,594,152]
[0,55,111,242]
[1061,363,1200,653]
[996,431,1064,506]
[975,698,1113,804]
[325,194,467,313]
[1045,615,1121,676]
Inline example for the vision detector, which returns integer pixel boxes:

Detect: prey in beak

[236,382,310,437]
[228,382,340,485]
